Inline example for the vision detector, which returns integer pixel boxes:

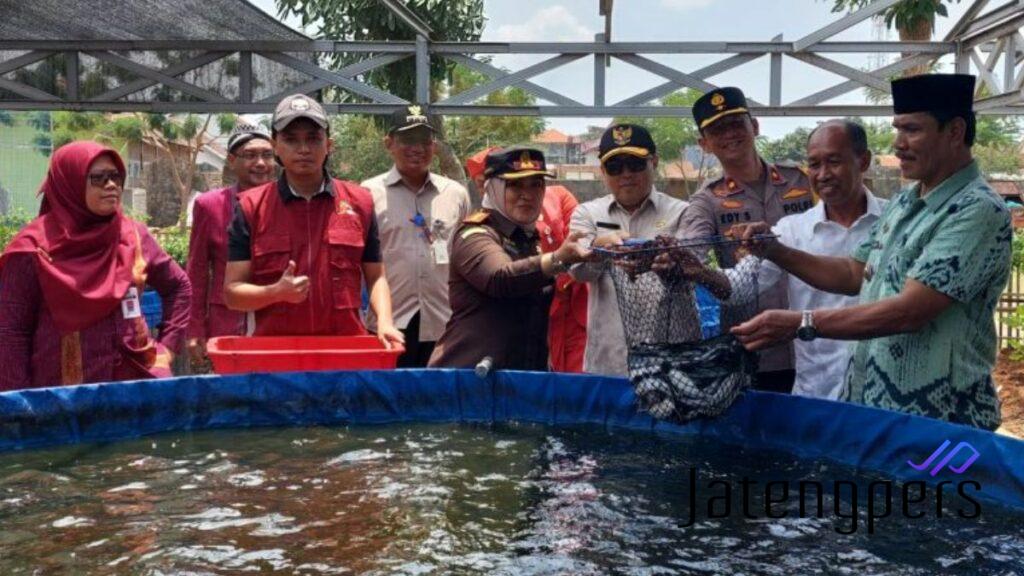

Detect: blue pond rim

[0,369,1021,510]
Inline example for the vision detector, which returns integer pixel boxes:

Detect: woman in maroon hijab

[0,141,191,391]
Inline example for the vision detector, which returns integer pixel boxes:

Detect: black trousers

[754,369,795,394]
[397,313,436,368]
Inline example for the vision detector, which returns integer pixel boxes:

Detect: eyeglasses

[238,151,276,162]
[87,171,125,187]
[603,155,648,176]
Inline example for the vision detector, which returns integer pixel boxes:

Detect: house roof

[0,0,307,40]
[533,129,573,144]
[876,154,901,169]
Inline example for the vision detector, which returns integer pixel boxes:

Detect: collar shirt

[845,162,1011,429]
[755,187,885,400]
[361,166,471,342]
[279,170,334,201]
[569,189,689,376]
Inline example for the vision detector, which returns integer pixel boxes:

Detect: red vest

[536,185,588,373]
[239,179,373,336]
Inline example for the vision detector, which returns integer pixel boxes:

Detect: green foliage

[0,111,12,127]
[37,111,131,156]
[443,65,546,160]
[976,115,1022,148]
[153,226,190,267]
[329,115,393,183]
[756,127,812,163]
[974,143,1022,175]
[0,210,32,251]
[613,89,702,162]
[1006,232,1024,359]
[276,0,485,102]
[828,0,960,31]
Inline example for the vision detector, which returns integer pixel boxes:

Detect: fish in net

[593,235,765,422]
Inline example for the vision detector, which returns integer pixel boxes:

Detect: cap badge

[515,150,538,170]
[612,126,632,146]
[290,98,310,111]
[406,105,428,123]
[711,92,725,110]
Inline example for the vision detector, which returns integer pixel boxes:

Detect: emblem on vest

[337,200,355,216]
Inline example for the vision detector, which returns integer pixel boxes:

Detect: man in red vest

[223,94,404,348]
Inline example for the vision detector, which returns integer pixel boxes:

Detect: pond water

[0,422,1021,575]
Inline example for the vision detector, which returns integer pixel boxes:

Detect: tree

[829,0,962,76]
[0,111,12,127]
[443,65,546,161]
[329,115,393,182]
[974,143,1022,175]
[614,89,702,163]
[276,0,485,181]
[37,112,235,228]
[756,127,813,163]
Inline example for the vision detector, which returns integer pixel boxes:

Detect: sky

[249,0,975,139]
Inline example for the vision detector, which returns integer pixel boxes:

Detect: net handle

[591,234,778,259]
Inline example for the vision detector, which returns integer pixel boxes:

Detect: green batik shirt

[843,161,1011,430]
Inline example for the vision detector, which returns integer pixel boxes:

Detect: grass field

[0,115,48,214]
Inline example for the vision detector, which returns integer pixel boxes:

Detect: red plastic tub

[207,336,404,375]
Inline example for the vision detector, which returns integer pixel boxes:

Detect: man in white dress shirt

[731,119,886,398]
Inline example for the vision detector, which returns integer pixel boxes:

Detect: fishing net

[594,236,764,423]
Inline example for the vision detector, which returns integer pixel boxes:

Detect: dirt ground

[994,351,1024,439]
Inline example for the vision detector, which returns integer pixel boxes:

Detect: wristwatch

[797,310,817,342]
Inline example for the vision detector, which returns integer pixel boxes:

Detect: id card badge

[122,286,142,319]
[432,239,450,265]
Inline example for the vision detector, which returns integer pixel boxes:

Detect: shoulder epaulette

[460,226,489,240]
[463,210,490,224]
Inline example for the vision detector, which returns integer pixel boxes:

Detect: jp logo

[907,440,980,477]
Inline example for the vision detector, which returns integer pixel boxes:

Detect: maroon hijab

[0,141,137,334]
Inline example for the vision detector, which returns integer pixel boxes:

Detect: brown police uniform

[427,209,553,370]
[682,161,813,375]
[686,87,815,380]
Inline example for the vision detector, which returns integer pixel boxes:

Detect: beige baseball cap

[272,94,328,132]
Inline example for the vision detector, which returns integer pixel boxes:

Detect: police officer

[428,148,590,370]
[680,87,813,393]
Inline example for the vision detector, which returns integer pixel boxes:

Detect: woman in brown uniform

[428,148,590,371]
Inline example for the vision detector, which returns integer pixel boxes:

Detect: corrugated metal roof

[0,0,306,40]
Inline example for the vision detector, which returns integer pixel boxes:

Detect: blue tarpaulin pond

[0,370,1022,573]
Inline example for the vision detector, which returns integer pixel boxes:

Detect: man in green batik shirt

[727,74,1011,430]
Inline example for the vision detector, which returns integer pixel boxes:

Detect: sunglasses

[87,171,125,187]
[603,155,648,176]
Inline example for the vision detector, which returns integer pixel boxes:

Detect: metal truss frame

[1,0,1023,116]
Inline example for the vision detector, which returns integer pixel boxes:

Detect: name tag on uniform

[432,239,450,265]
[122,286,142,319]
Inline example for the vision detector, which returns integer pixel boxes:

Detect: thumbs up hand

[274,260,310,304]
